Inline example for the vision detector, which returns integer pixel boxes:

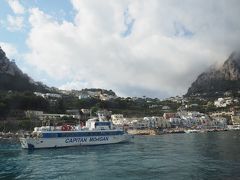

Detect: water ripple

[1,131,240,179]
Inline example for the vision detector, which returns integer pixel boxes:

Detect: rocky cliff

[186,52,240,97]
[0,46,48,92]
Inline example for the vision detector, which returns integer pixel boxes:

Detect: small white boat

[184,129,201,133]
[19,118,132,149]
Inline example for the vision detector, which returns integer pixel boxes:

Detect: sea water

[1,131,240,180]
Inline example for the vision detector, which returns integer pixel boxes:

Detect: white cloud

[7,15,24,31]
[0,42,18,59]
[25,1,240,98]
[7,0,25,14]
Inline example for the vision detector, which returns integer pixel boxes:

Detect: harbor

[1,0,240,179]
[1,131,240,179]
[1,125,239,140]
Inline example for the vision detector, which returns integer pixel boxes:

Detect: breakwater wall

[127,129,158,135]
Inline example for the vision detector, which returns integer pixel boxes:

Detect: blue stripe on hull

[42,131,124,138]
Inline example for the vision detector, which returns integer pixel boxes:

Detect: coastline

[0,127,239,140]
[127,127,235,136]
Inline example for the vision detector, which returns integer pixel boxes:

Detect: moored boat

[19,118,132,149]
[184,129,201,133]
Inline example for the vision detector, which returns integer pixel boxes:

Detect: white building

[210,111,234,117]
[157,118,171,128]
[231,115,240,125]
[45,93,62,99]
[34,92,44,98]
[210,117,227,128]
[169,117,182,126]
[79,92,90,99]
[111,114,124,125]
[128,117,171,129]
[162,106,170,110]
[87,91,101,97]
[34,92,62,99]
[143,117,158,128]
[100,94,117,101]
[214,97,233,107]
[25,110,44,119]
[130,119,148,129]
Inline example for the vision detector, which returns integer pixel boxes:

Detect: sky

[0,0,240,99]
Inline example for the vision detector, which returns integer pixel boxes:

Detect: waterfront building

[157,117,171,128]
[163,113,176,119]
[131,119,148,129]
[169,117,183,127]
[127,117,171,129]
[210,111,235,117]
[25,110,44,119]
[111,114,125,125]
[143,117,158,128]
[123,118,141,129]
[231,115,240,125]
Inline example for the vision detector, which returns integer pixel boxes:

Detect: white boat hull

[20,134,132,149]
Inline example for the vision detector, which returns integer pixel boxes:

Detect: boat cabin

[85,118,112,130]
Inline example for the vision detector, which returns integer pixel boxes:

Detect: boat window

[42,130,123,138]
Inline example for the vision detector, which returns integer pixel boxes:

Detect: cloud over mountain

[24,0,240,98]
[186,51,240,96]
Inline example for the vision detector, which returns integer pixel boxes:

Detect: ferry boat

[19,118,132,149]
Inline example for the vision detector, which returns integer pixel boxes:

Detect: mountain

[186,51,240,97]
[0,46,49,92]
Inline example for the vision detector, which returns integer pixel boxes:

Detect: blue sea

[1,131,240,180]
